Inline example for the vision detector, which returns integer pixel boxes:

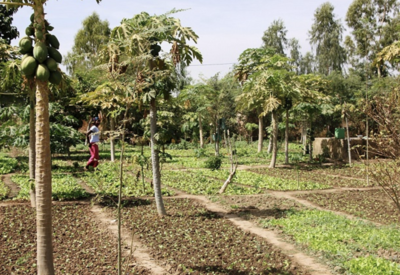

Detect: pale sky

[9,0,352,81]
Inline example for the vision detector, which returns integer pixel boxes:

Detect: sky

[9,0,352,81]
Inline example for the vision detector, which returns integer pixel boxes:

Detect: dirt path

[90,206,169,275]
[1,173,20,198]
[74,177,96,195]
[169,190,332,275]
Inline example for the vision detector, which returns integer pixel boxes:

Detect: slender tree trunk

[35,79,54,274]
[258,115,264,153]
[110,117,115,162]
[269,111,278,168]
[267,137,272,154]
[302,120,307,155]
[29,87,36,208]
[198,115,204,148]
[285,109,289,164]
[267,113,273,154]
[150,98,166,216]
[214,122,219,157]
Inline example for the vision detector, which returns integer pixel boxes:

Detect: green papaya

[21,56,38,77]
[49,71,62,85]
[36,64,50,81]
[45,58,58,72]
[30,13,35,23]
[35,30,44,40]
[48,47,62,63]
[25,26,34,37]
[33,42,48,63]
[19,37,33,54]
[47,35,60,49]
[34,23,43,31]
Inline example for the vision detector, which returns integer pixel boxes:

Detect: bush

[204,156,222,171]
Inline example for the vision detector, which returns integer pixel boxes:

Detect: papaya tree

[0,1,102,274]
[112,10,202,216]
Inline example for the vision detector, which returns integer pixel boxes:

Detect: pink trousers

[87,143,99,168]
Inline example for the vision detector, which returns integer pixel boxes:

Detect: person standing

[85,117,101,170]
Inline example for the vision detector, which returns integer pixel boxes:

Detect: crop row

[0,180,8,200]
[162,170,263,195]
[296,190,400,225]
[262,209,400,274]
[191,169,331,191]
[0,154,18,174]
[250,167,371,188]
[11,174,89,201]
[80,162,173,197]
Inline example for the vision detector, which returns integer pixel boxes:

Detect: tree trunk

[302,121,307,154]
[285,109,289,164]
[110,117,115,162]
[29,87,36,208]
[267,113,273,154]
[269,111,278,168]
[198,115,204,148]
[258,115,264,153]
[214,122,219,157]
[267,138,272,154]
[35,79,54,274]
[150,98,166,216]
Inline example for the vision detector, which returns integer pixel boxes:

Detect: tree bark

[150,98,166,216]
[269,111,278,168]
[29,87,36,208]
[302,120,307,154]
[284,109,289,164]
[35,79,54,274]
[110,117,115,162]
[198,115,204,148]
[258,115,264,153]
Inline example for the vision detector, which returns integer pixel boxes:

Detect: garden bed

[0,203,150,274]
[104,197,311,275]
[296,189,400,225]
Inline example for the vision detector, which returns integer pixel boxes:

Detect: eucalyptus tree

[309,2,346,75]
[346,0,400,76]
[64,12,110,75]
[0,1,102,274]
[112,10,202,216]
[287,38,302,74]
[262,19,288,55]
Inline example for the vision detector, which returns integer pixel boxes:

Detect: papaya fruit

[19,37,33,54]
[21,56,38,77]
[48,47,62,63]
[47,35,60,49]
[25,26,34,37]
[45,58,58,72]
[35,30,44,40]
[33,42,48,63]
[49,71,62,85]
[30,13,35,23]
[36,64,50,81]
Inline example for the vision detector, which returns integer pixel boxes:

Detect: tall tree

[235,48,276,153]
[309,2,346,75]
[64,12,110,75]
[1,1,102,274]
[262,19,288,55]
[112,10,202,216]
[287,38,302,74]
[346,0,400,76]
[0,4,18,44]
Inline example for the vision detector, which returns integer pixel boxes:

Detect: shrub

[204,156,222,171]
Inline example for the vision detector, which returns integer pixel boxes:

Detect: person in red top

[85,117,100,170]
